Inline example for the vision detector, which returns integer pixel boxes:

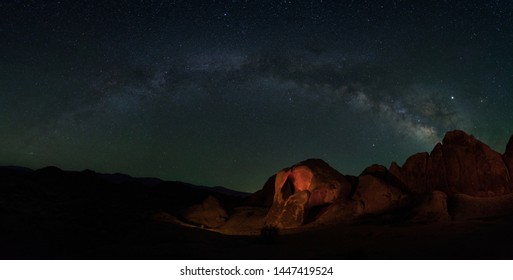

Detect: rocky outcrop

[259,131,513,229]
[310,200,362,225]
[409,191,450,223]
[352,175,405,215]
[503,134,513,184]
[218,207,268,234]
[265,159,352,228]
[390,152,429,194]
[449,193,513,220]
[442,130,510,196]
[426,143,448,195]
[360,164,408,193]
[276,190,310,228]
[183,195,228,228]
[391,130,512,196]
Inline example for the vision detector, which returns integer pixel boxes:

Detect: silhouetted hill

[0,166,247,259]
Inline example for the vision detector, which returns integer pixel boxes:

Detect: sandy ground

[2,204,513,259]
[125,212,513,259]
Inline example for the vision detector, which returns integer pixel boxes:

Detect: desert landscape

[1,130,513,259]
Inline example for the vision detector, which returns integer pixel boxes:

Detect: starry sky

[1,1,513,192]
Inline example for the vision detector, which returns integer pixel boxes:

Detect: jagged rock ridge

[390,130,512,196]
[259,130,513,228]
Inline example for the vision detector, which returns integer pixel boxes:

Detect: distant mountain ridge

[0,165,250,197]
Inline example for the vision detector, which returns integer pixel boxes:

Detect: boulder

[310,200,363,226]
[352,175,405,215]
[408,191,450,223]
[183,195,228,228]
[218,207,268,234]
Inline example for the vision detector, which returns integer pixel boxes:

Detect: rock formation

[390,130,512,196]
[260,130,513,229]
[449,193,513,220]
[183,195,228,228]
[352,175,405,215]
[265,159,352,228]
[503,134,513,181]
[408,191,450,223]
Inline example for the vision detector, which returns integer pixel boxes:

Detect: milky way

[1,1,512,191]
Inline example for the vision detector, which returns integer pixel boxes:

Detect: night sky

[1,1,512,192]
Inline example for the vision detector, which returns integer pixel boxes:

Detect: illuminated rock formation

[265,159,352,228]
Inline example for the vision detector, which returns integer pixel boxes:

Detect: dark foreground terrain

[1,164,512,260]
